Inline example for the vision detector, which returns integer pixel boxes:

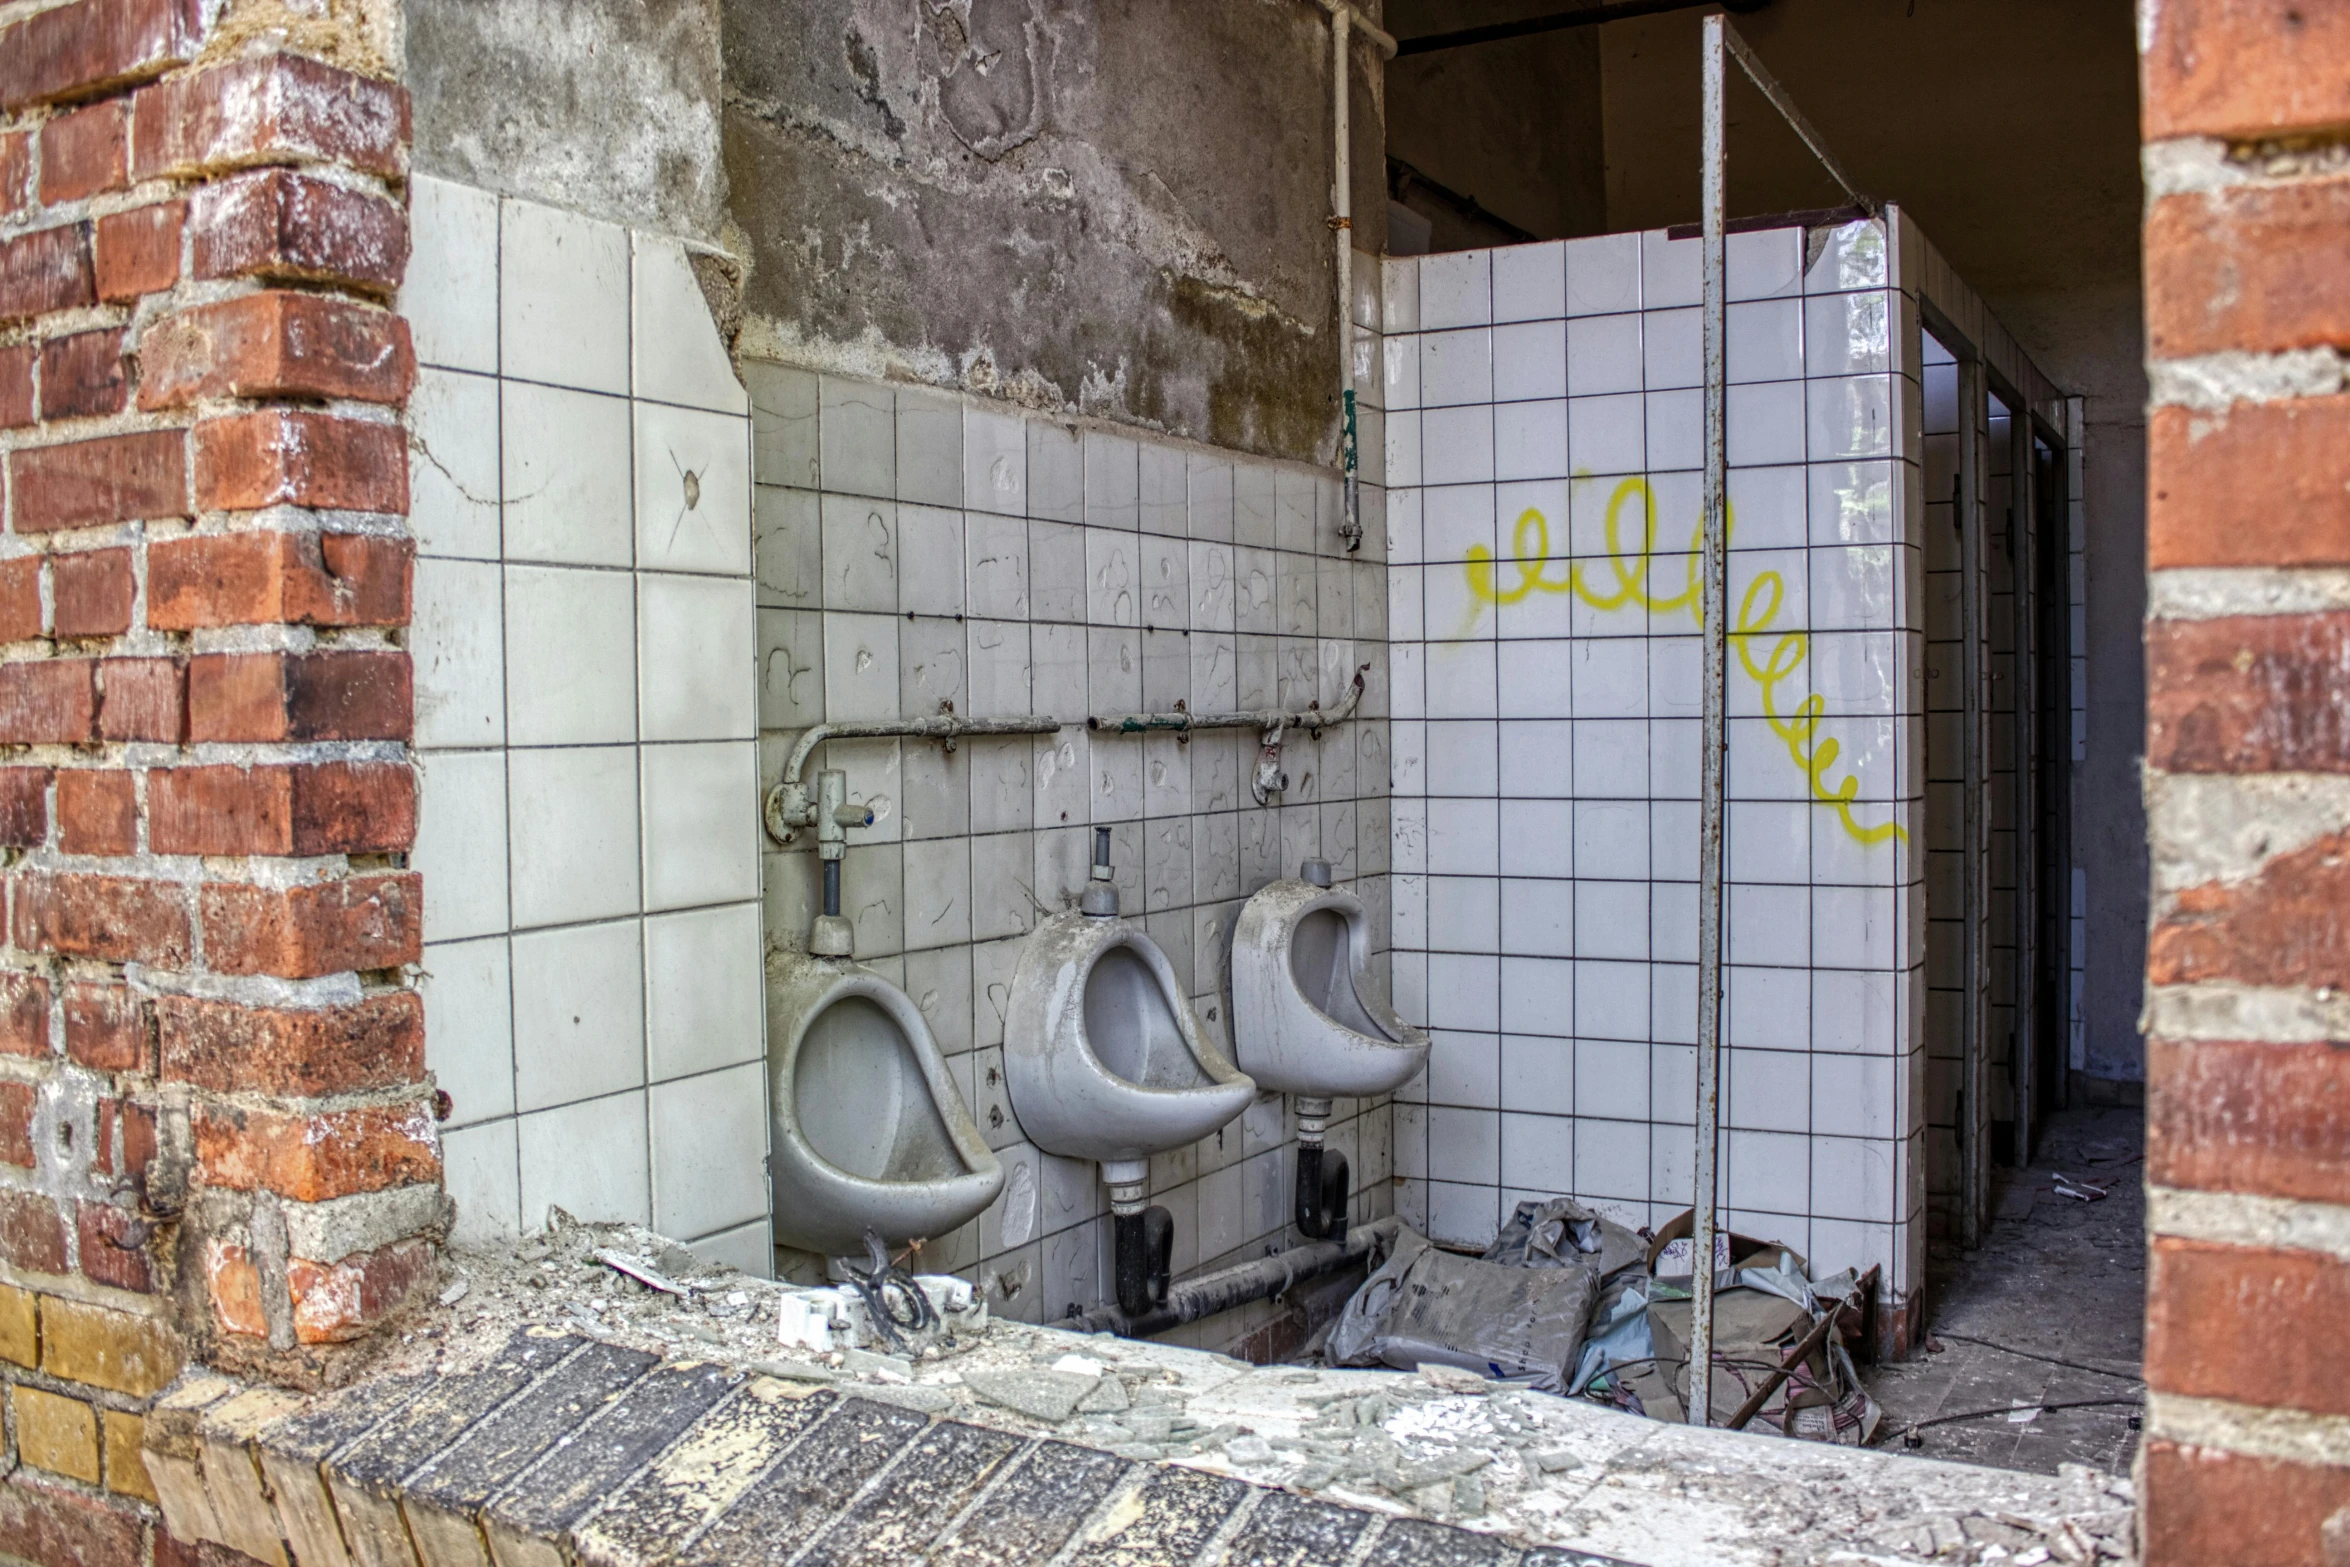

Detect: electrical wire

[1931,1332,2142,1383]
[1901,1397,2142,1438]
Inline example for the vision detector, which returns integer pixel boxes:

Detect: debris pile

[1327,1199,1883,1443]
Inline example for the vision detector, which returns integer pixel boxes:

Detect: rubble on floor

[144,1213,2138,1566]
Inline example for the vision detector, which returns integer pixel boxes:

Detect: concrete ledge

[145,1331,1634,1567]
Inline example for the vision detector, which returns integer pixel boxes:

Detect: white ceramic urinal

[1231,859,1429,1238]
[767,952,1003,1262]
[1233,859,1429,1099]
[1005,829,1255,1314]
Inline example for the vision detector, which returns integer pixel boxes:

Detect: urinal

[1231,859,1430,1240]
[768,770,1003,1262]
[1005,828,1256,1314]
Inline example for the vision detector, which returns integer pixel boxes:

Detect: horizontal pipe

[1394,0,1767,56]
[1088,665,1367,738]
[782,714,1063,789]
[1065,1216,1399,1337]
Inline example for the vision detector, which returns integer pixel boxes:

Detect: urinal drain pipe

[1292,1097,1351,1241]
[1108,1180,1173,1318]
[1068,1215,1402,1338]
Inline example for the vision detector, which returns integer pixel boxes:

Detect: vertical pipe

[1330,4,1361,549]
[1688,10,1731,1430]
[1957,356,1986,1248]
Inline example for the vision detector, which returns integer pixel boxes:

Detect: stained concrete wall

[405,0,731,243]
[719,0,1382,466]
[1593,0,2148,1085]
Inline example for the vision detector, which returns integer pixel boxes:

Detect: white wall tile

[1492,241,1566,323]
[440,1120,521,1244]
[501,198,629,395]
[508,745,641,927]
[1641,229,1702,310]
[639,573,757,741]
[632,234,749,415]
[965,407,1027,516]
[413,558,506,749]
[645,902,764,1081]
[1420,250,1493,329]
[1027,421,1083,522]
[652,1062,770,1240]
[822,377,896,499]
[502,382,635,567]
[641,741,761,910]
[415,750,510,942]
[899,505,966,617]
[403,176,499,375]
[897,387,963,507]
[409,369,501,558]
[518,1090,650,1229]
[512,918,645,1111]
[636,401,753,575]
[1564,233,1641,317]
[1727,225,1804,301]
[422,934,514,1126]
[505,565,637,745]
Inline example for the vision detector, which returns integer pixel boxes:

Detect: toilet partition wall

[1382,219,1930,1306]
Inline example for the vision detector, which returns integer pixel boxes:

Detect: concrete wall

[719,0,1381,467]
[1385,0,1607,247]
[405,0,730,244]
[1594,0,2148,1083]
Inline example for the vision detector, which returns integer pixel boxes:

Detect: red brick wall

[2140,2,2350,1561]
[0,2,433,1559]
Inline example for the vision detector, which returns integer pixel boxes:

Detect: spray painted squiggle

[1463,476,1906,847]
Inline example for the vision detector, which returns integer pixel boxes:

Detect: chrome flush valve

[1080,826,1120,917]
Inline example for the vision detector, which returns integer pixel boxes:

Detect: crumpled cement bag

[1484,1196,1646,1281]
[1328,1227,1598,1390]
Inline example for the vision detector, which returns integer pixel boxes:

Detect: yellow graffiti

[1464,478,1906,847]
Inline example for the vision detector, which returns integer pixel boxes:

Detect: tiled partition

[401,178,769,1272]
[746,361,1394,1320]
[1380,221,1931,1296]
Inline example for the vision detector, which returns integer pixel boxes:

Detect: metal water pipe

[1087,664,1368,806]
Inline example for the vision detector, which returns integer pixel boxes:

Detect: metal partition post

[1957,356,1987,1249]
[1688,11,1731,1430]
[1687,13,1878,1428]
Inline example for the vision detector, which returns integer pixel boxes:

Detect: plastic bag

[1328,1226,1599,1390]
[1483,1196,1646,1281]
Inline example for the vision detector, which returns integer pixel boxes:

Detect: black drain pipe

[1291,1095,1350,1240]
[1070,1217,1399,1338]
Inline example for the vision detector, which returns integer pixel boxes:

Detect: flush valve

[1080,826,1120,917]
[808,770,875,958]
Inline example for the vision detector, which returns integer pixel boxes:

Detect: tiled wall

[1379,221,1930,1295]
[745,341,1396,1322]
[401,177,770,1274]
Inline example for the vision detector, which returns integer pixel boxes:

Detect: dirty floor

[1869,1106,2146,1475]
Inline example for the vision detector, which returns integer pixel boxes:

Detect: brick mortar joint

[2143,133,2350,198]
[2148,1185,2350,1261]
[2144,1390,2350,1471]
[2147,566,2350,620]
[2145,348,2350,412]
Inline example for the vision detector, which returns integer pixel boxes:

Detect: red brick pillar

[2139,3,2350,1562]
[0,1,434,1554]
